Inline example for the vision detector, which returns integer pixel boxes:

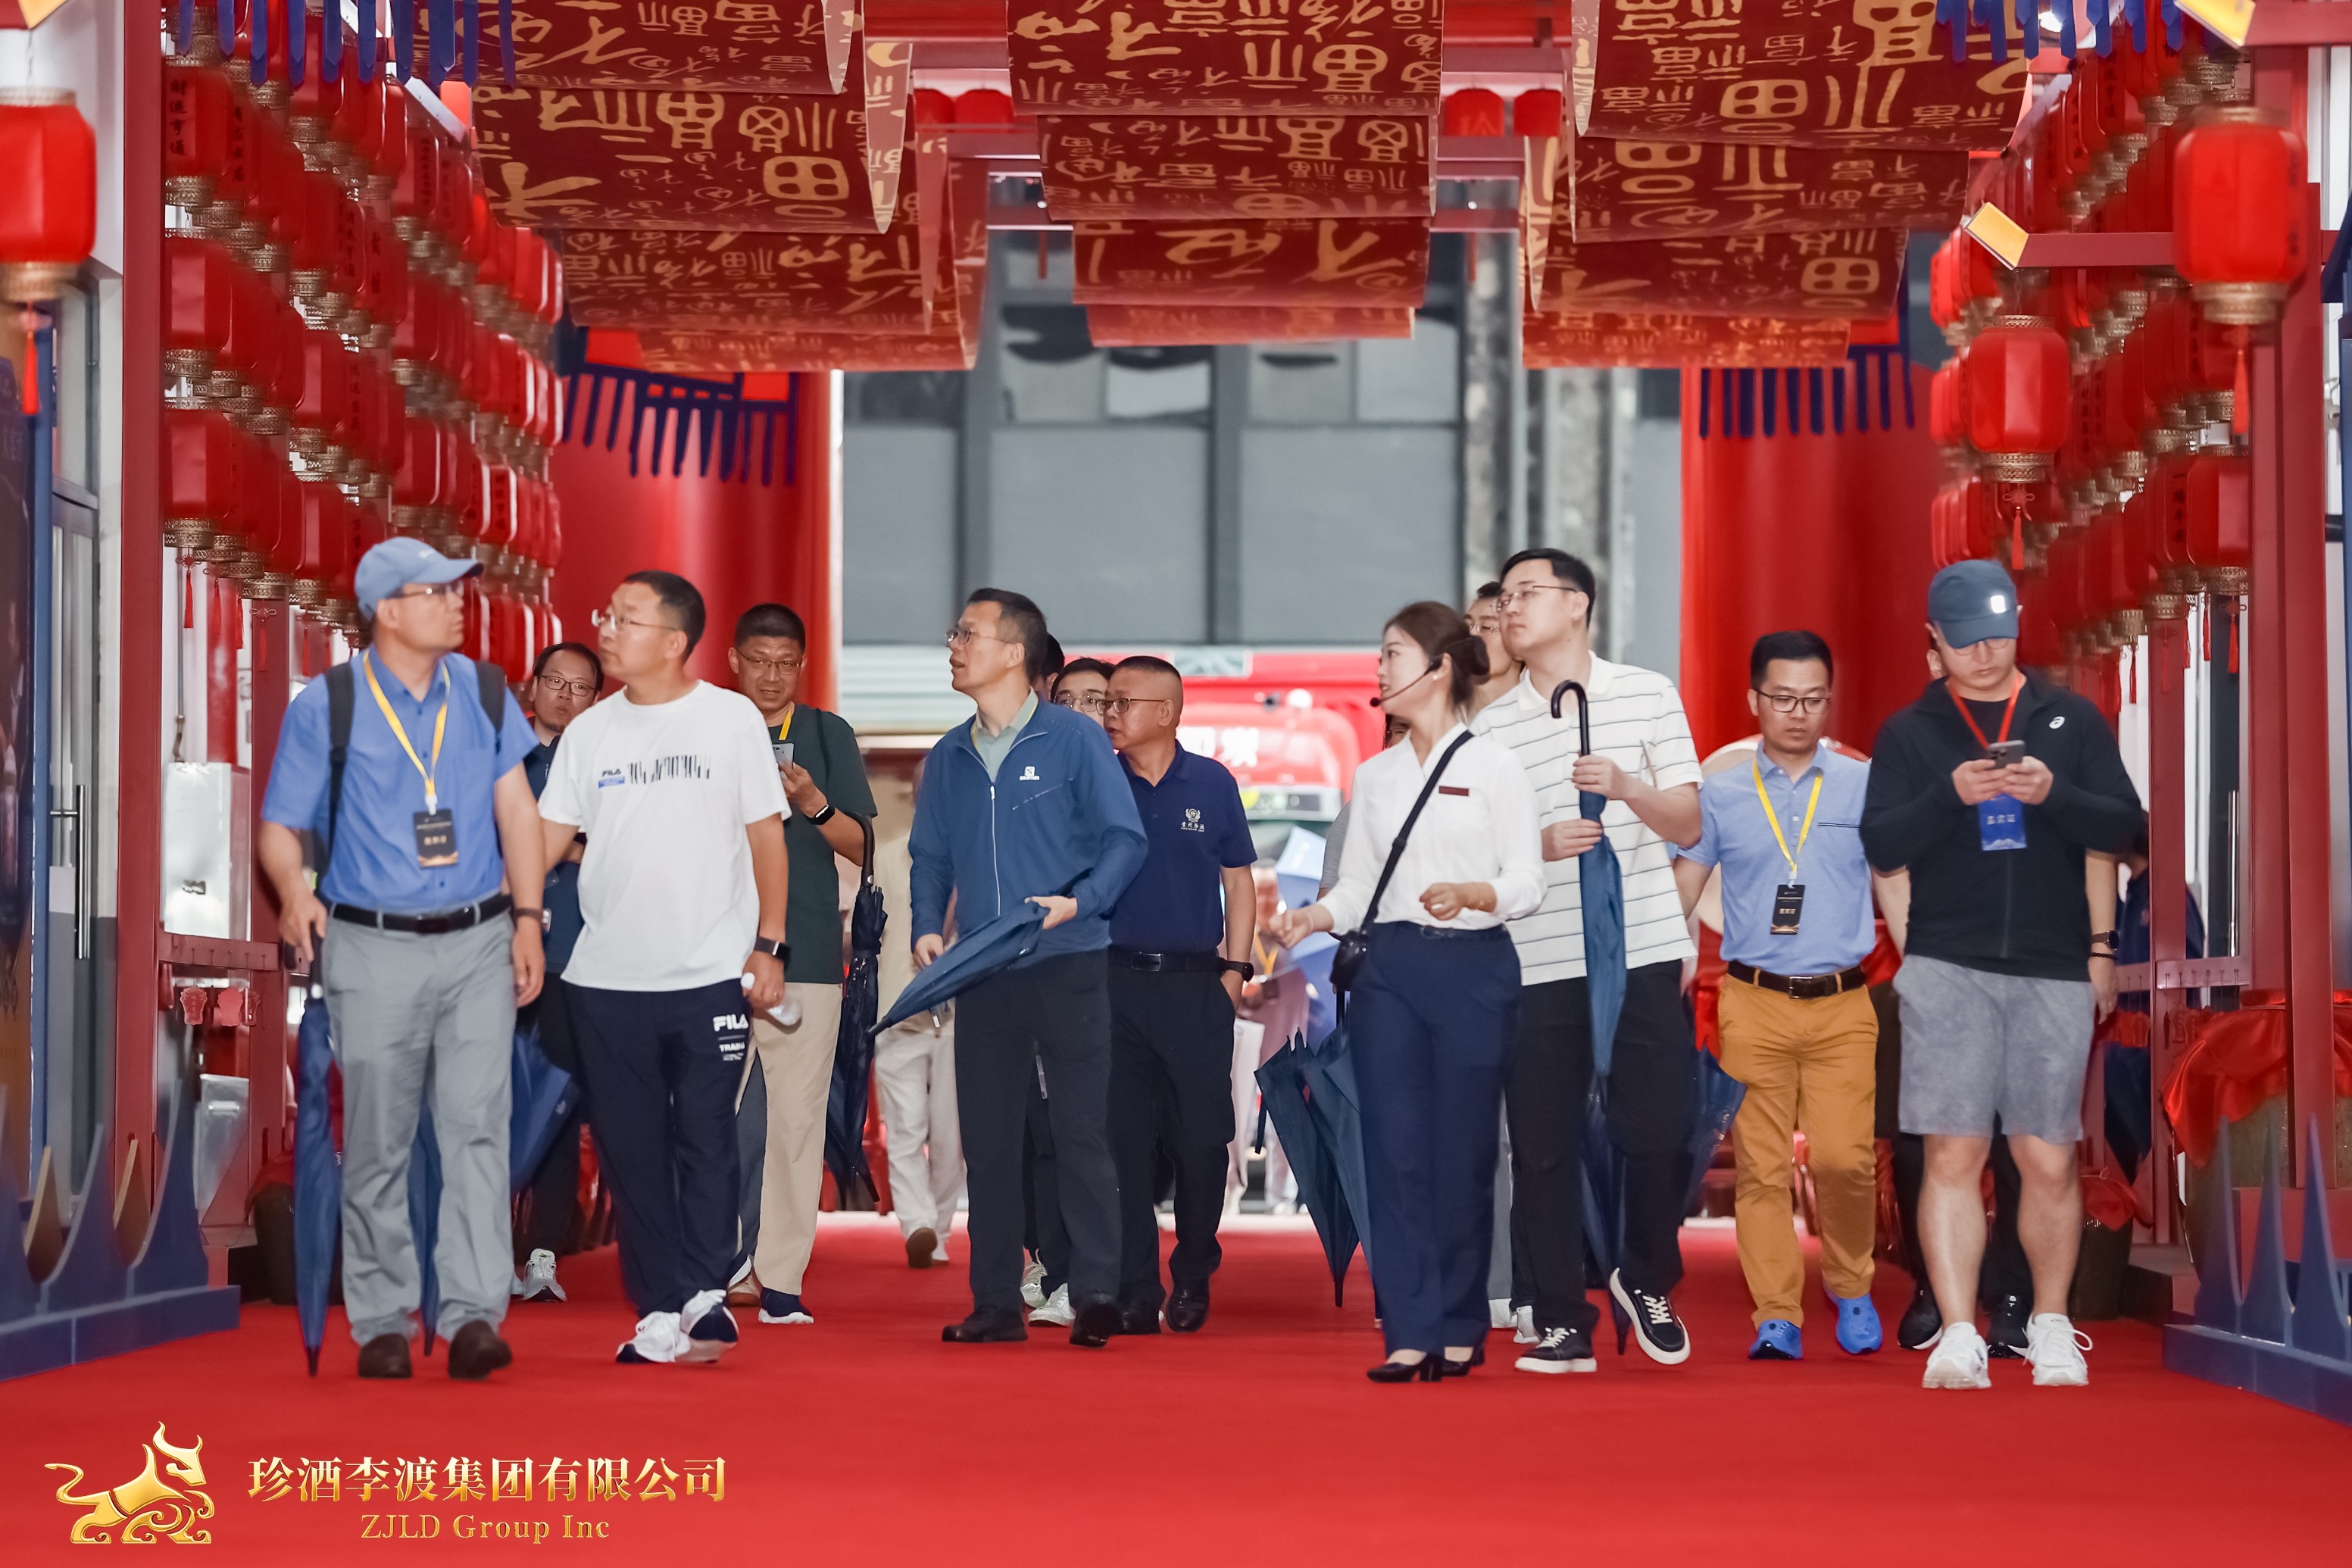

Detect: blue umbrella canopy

[1254,1039,1360,1304]
[826,814,886,1198]
[1552,680,1626,1073]
[873,899,1049,1035]
[292,992,339,1376]
[1296,1026,1373,1301]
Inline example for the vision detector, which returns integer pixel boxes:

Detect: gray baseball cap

[355,537,480,617]
[1928,559,2020,648]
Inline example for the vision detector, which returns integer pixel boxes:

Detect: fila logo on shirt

[597,768,626,789]
[714,1013,750,1032]
[1181,807,1205,833]
[1019,765,1041,782]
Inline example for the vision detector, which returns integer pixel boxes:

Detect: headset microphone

[1370,661,1441,709]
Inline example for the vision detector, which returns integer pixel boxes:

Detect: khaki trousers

[736,981,845,1294]
[1717,978,1879,1326]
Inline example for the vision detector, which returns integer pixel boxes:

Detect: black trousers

[1507,960,1698,1335]
[1023,1075,1070,1292]
[957,951,1120,1313]
[568,978,748,1317]
[520,976,584,1257]
[1108,967,1236,1307]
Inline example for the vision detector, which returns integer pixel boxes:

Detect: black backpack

[319,657,513,879]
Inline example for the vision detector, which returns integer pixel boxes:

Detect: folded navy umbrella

[872,898,1051,1035]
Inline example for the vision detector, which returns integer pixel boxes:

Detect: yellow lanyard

[1751,761,1823,884]
[363,653,451,815]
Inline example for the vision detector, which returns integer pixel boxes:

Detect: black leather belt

[1726,960,1869,1000]
[330,892,513,935]
[1109,948,1223,974]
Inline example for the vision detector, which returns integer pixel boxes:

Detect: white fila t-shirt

[538,680,789,992]
[1470,659,1704,984]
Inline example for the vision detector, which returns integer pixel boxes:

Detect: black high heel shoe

[1438,1343,1485,1377]
[1367,1355,1443,1383]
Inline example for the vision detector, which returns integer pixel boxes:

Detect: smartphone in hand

[1987,739,2026,769]
[773,741,795,770]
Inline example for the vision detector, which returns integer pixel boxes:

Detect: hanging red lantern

[2183,450,2252,594]
[1513,89,1563,139]
[0,89,100,303]
[953,88,1015,126]
[164,407,242,556]
[1963,314,2070,562]
[164,62,233,216]
[1929,358,1969,453]
[2173,105,2307,326]
[1441,88,1507,138]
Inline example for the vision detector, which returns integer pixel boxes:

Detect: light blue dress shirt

[1679,743,1876,975]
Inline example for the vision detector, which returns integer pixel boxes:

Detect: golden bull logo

[46,1424,216,1544]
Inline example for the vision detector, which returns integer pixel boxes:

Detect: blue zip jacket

[909,698,1148,964]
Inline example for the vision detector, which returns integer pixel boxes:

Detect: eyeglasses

[944,623,1008,648]
[1105,696,1173,717]
[737,654,804,676]
[535,676,598,698]
[1754,691,1829,714]
[592,607,675,636]
[1055,692,1108,713]
[1495,583,1584,613]
[387,581,464,601]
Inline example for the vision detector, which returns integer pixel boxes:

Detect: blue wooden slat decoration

[1807,367,1824,434]
[428,0,454,87]
[0,1090,39,1323]
[462,0,479,89]
[1738,368,1755,438]
[127,1087,211,1298]
[2291,1116,2351,1360]
[395,0,416,82]
[1830,367,1845,433]
[323,0,342,83]
[695,397,720,476]
[1761,370,1777,437]
[250,0,268,86]
[2242,1123,2294,1342]
[288,0,306,86]
[501,0,517,83]
[1698,370,1712,439]
[176,0,194,59]
[2194,1123,2243,1332]
[602,374,629,451]
[361,0,376,82]
[36,1120,130,1313]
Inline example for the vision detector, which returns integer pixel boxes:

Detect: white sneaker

[1921,1322,1993,1389]
[1513,1304,1538,1345]
[680,1288,739,1363]
[1029,1283,1075,1327]
[2025,1313,2092,1387]
[616,1310,689,1366]
[1489,1298,1515,1331]
[517,1249,566,1303]
[1020,1258,1048,1312]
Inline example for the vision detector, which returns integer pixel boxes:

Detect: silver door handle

[48,784,86,958]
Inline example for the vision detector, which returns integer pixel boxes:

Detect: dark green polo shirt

[767,704,877,985]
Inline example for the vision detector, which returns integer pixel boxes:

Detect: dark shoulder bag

[1328,731,1473,997]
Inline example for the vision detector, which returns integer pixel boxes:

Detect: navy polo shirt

[262,651,538,915]
[1108,744,1256,953]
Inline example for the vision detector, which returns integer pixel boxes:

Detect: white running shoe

[681,1289,739,1363]
[2025,1313,2092,1387]
[1029,1283,1075,1327]
[1513,1304,1538,1345]
[1921,1322,1993,1389]
[1489,1298,1514,1331]
[517,1249,566,1303]
[1020,1258,1048,1312]
[617,1310,689,1365]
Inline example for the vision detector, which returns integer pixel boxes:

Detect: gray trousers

[323,916,516,1343]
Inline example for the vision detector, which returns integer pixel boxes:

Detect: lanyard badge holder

[364,654,459,867]
[1948,677,2028,852]
[1753,763,1822,935]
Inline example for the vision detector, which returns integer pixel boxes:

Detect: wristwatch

[807,802,837,826]
[1221,959,1254,979]
[513,906,550,932]
[2089,929,2119,956]
[752,935,789,960]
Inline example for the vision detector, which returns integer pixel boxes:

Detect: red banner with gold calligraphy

[633,263,984,369]
[494,0,857,94]
[1530,132,1965,242]
[473,39,907,233]
[1010,0,1442,116]
[1530,227,1904,317]
[1085,303,1417,343]
[1522,308,1852,366]
[561,223,931,333]
[1566,0,2029,151]
[1070,217,1429,306]
[1039,113,1432,220]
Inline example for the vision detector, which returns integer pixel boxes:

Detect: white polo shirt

[1469,660,1704,984]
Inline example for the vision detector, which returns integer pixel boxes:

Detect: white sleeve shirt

[1320,726,1547,934]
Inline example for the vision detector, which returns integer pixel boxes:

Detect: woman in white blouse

[1271,603,1545,1381]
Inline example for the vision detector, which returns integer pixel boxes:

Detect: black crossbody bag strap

[1332,731,1474,994]
[322,664,357,883]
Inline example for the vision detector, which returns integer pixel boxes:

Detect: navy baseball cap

[1927,559,2020,648]
[355,537,480,617]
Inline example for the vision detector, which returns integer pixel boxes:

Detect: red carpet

[4,1217,2344,1561]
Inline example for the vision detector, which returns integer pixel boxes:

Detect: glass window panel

[844,370,964,425]
[1104,347,1210,421]
[1248,342,1353,425]
[1000,303,1104,423]
[1354,317,1459,423]
[52,283,92,490]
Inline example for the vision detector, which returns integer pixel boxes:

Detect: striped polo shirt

[1469,659,1704,984]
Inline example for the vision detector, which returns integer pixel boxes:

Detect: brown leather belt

[1726,960,1869,1001]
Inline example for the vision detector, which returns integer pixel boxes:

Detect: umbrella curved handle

[1548,679,1592,754]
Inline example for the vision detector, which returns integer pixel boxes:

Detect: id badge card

[413,809,458,867]
[1770,883,1806,935]
[1977,795,2027,851]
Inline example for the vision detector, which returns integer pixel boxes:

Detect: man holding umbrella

[725,602,876,1326]
[910,590,1148,1348]
[1472,548,1704,1373]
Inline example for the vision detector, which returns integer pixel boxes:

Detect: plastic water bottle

[741,973,801,1029]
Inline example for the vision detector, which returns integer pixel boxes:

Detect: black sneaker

[1898,1278,1942,1351]
[1514,1326,1598,1375]
[1986,1292,2029,1360]
[1607,1270,1691,1365]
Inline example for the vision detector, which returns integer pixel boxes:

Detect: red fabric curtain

[546,373,839,706]
[1679,363,1942,757]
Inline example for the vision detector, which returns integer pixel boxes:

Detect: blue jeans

[1351,923,1522,1354]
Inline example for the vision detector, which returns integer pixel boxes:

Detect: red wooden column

[2146,615,2189,1238]
[545,374,839,706]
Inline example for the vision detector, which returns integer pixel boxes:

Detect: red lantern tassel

[2231,327,2250,438]
[2228,607,2240,673]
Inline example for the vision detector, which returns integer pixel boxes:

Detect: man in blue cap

[1861,560,2140,1393]
[259,537,548,1382]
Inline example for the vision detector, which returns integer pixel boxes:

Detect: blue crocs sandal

[1748,1320,1804,1360]
[1829,1292,1884,1355]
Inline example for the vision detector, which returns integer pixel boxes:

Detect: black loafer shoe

[1164,1289,1209,1334]
[1114,1302,1161,1336]
[942,1309,1028,1344]
[358,1333,413,1379]
[1898,1279,1942,1351]
[446,1320,514,1381]
[1070,1298,1121,1348]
